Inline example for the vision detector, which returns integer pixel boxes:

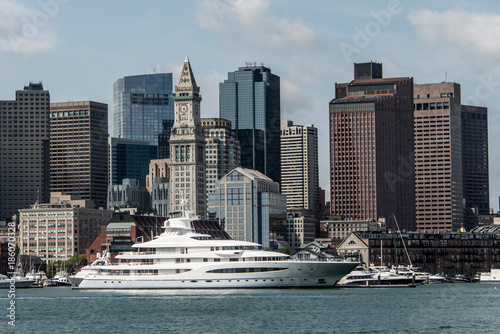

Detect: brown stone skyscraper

[329,62,415,231]
[0,83,50,220]
[50,101,108,208]
[414,82,489,231]
[414,83,463,231]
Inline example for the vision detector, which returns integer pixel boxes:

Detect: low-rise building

[336,233,370,265]
[293,241,339,261]
[322,217,386,240]
[19,193,112,262]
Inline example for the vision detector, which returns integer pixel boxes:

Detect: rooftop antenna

[445,71,447,82]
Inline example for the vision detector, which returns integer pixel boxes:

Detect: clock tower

[169,56,206,217]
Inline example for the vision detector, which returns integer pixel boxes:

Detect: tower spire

[176,55,199,95]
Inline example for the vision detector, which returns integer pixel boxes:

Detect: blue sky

[1,0,500,210]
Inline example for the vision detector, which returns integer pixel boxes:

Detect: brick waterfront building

[337,225,500,276]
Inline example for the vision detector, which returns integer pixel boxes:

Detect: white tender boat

[70,201,358,289]
[52,271,72,286]
[479,269,500,283]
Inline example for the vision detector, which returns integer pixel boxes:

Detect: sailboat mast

[380,239,383,266]
[392,213,413,268]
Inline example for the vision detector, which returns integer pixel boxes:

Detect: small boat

[52,271,72,286]
[391,265,428,284]
[427,274,446,284]
[0,274,36,289]
[448,274,476,283]
[479,269,500,283]
[25,270,49,288]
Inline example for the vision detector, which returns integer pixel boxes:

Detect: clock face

[180,104,188,113]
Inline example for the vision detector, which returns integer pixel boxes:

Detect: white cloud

[195,0,325,53]
[408,8,500,58]
[0,0,59,53]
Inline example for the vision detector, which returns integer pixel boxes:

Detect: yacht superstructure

[70,201,358,289]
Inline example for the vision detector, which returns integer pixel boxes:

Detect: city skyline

[1,1,499,209]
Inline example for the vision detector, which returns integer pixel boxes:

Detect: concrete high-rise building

[414,83,489,231]
[50,101,108,209]
[113,73,174,147]
[0,83,50,221]
[201,118,241,196]
[169,56,206,217]
[461,105,489,229]
[219,64,281,183]
[108,137,157,187]
[19,193,112,262]
[208,167,287,247]
[414,83,463,231]
[329,62,415,231]
[280,120,319,211]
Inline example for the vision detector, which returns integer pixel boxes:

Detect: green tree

[48,254,86,277]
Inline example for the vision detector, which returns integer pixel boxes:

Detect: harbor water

[2,283,500,333]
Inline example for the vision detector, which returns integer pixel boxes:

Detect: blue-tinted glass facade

[113,73,174,147]
[207,168,287,247]
[219,66,281,183]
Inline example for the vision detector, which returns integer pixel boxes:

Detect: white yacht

[0,274,36,289]
[70,201,358,289]
[338,265,417,287]
[479,269,500,283]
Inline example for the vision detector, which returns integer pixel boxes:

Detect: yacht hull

[0,279,36,289]
[71,261,358,289]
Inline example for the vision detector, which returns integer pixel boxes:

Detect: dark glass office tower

[461,105,489,230]
[108,137,157,187]
[157,119,174,159]
[113,73,174,147]
[219,65,281,184]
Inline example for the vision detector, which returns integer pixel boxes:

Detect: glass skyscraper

[219,65,281,184]
[108,137,158,187]
[113,73,174,147]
